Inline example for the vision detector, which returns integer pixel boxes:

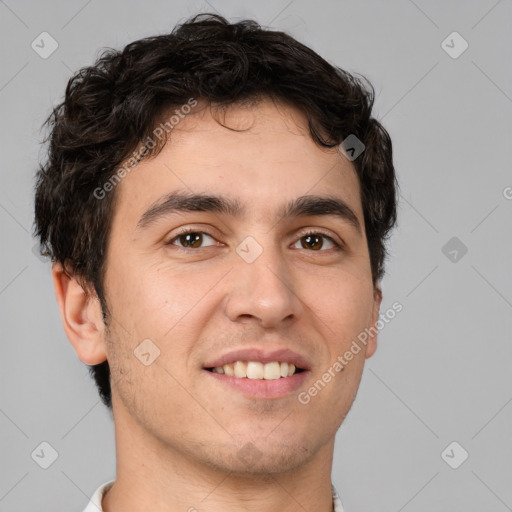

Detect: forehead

[112,98,364,231]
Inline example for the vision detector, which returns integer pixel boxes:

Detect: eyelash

[166,227,343,252]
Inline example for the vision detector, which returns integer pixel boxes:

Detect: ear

[52,261,107,365]
[365,285,382,359]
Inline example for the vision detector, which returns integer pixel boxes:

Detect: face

[100,98,381,475]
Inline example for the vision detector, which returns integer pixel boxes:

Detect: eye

[166,228,343,252]
[292,231,341,251]
[167,229,218,249]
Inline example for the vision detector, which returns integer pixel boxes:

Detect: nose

[223,240,301,329]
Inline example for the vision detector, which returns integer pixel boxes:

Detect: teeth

[223,364,235,376]
[246,361,264,379]
[263,362,281,380]
[234,361,247,378]
[211,361,298,379]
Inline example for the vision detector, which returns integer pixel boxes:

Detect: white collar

[82,480,345,511]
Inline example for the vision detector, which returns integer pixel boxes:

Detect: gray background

[1,0,511,510]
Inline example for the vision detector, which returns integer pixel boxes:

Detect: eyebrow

[136,191,362,235]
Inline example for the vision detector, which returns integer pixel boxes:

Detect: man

[34,13,398,511]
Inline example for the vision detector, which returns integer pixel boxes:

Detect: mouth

[205,361,305,380]
[202,348,310,399]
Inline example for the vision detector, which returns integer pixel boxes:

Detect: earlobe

[365,285,383,359]
[52,262,108,365]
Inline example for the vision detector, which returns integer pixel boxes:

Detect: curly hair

[33,13,399,410]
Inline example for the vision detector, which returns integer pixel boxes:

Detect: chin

[195,436,319,476]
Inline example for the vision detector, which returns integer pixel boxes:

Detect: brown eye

[301,234,323,250]
[169,231,216,249]
[293,232,339,251]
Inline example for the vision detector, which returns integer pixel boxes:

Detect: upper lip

[204,348,311,371]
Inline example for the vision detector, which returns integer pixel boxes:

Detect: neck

[102,399,336,512]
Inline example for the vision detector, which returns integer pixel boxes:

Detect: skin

[53,97,382,512]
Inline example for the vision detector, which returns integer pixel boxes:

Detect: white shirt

[82,480,345,511]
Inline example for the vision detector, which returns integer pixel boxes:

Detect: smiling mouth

[205,361,305,380]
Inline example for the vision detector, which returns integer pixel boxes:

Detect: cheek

[308,271,374,342]
[106,258,203,333]
[106,258,232,369]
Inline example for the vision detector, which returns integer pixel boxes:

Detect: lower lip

[204,370,309,399]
